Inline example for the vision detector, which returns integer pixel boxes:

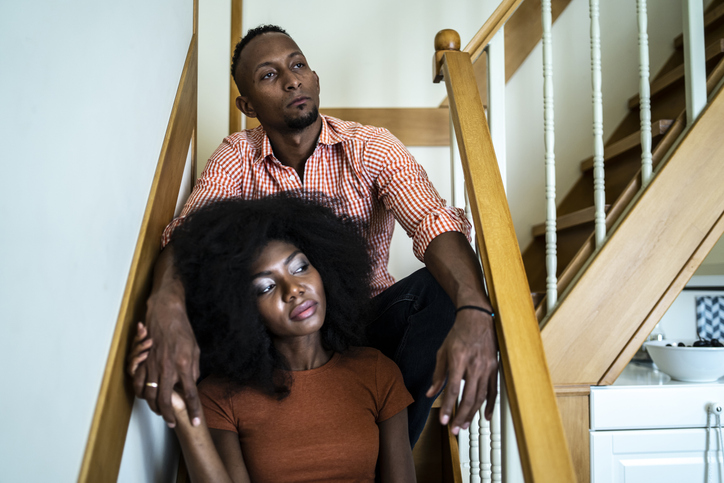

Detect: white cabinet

[590,364,724,483]
[591,428,713,482]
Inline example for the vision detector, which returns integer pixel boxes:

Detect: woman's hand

[128,322,189,416]
[127,322,153,377]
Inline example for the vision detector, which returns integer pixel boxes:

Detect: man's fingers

[157,373,178,428]
[451,377,483,431]
[426,350,448,398]
[439,364,465,431]
[180,375,202,427]
[484,368,498,421]
[133,363,148,397]
[143,364,161,415]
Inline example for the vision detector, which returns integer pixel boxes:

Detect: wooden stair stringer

[539,82,724,386]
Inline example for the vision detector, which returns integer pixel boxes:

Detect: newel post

[433,29,461,83]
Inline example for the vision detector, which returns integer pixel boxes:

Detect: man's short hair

[231,25,291,93]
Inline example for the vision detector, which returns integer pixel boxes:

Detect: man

[135,24,498,447]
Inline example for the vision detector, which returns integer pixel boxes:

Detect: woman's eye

[294,262,309,274]
[257,283,275,295]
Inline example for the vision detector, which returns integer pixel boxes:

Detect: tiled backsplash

[657,274,724,341]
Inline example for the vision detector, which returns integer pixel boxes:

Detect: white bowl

[644,340,724,382]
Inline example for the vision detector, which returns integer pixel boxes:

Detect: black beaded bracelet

[456,305,495,317]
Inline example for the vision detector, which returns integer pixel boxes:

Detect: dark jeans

[366,268,456,448]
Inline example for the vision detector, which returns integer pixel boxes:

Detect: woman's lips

[290,300,317,320]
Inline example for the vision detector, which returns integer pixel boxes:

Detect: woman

[128,193,416,482]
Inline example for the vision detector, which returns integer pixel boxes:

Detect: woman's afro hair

[170,192,373,397]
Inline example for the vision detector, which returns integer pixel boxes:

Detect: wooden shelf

[579,120,673,172]
[628,39,724,110]
[674,3,724,49]
[532,205,610,237]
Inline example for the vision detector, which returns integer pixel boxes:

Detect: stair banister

[78,7,198,481]
[542,0,559,312]
[433,29,577,483]
[462,0,524,65]
[589,0,607,248]
[638,0,654,186]
[683,0,708,124]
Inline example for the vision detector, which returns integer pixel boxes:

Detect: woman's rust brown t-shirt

[198,347,413,482]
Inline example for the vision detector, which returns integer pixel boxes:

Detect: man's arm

[423,231,498,434]
[133,244,202,428]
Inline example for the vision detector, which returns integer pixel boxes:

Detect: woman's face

[250,240,327,341]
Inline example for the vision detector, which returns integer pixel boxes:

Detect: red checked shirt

[162,115,471,296]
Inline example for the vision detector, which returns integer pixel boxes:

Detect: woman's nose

[282,279,304,301]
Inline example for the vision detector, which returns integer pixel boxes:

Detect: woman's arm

[378,409,416,483]
[172,396,251,483]
[127,324,250,483]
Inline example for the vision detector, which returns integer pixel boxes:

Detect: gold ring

[145,382,158,388]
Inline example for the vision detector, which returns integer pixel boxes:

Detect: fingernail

[441,414,449,425]
[192,417,201,427]
[452,426,460,435]
[167,422,176,429]
[463,422,470,430]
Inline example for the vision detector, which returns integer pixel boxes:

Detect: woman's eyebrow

[251,250,302,279]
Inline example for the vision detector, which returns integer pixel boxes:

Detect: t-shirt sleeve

[198,377,238,433]
[375,352,414,422]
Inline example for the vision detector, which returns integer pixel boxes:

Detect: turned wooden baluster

[590,0,606,248]
[637,0,653,186]
[542,0,558,310]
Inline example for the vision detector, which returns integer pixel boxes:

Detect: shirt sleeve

[161,139,244,247]
[375,352,414,423]
[198,376,239,433]
[362,128,472,262]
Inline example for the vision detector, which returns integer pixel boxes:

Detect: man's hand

[426,310,498,434]
[132,246,202,428]
[423,231,499,434]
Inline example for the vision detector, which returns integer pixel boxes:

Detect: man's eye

[261,72,275,80]
[294,62,305,69]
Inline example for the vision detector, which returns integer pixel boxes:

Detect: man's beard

[284,106,319,131]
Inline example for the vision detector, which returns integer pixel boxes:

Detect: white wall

[0,1,192,480]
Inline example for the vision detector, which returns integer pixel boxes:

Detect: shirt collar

[253,114,345,165]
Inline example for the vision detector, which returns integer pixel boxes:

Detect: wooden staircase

[523,0,724,321]
[518,3,724,481]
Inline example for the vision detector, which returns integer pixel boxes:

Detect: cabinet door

[591,428,720,483]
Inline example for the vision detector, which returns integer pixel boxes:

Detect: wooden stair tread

[628,39,724,110]
[674,3,724,49]
[531,205,610,237]
[579,120,673,171]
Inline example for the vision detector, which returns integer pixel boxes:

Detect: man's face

[235,33,320,132]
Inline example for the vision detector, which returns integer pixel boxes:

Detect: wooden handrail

[463,0,524,63]
[433,30,576,482]
[77,30,198,483]
[438,0,523,105]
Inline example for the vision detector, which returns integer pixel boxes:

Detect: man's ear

[313,71,320,90]
[236,96,257,118]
